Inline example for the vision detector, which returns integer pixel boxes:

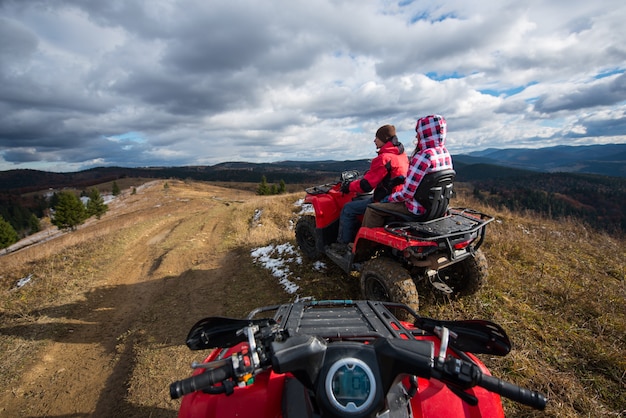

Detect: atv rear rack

[384,208,494,241]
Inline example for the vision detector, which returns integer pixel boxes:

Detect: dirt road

[0,180,257,417]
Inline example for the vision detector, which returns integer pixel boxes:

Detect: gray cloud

[533,73,626,113]
[0,0,625,172]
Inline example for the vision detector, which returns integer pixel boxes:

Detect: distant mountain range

[454,143,626,178]
[1,144,625,194]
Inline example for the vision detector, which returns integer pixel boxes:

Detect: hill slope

[0,180,624,417]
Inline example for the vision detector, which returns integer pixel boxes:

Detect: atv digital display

[325,358,375,413]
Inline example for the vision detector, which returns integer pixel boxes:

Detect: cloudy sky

[1,0,625,172]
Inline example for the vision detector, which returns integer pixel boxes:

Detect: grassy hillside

[0,180,624,417]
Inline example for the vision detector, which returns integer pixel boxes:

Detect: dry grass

[0,180,624,417]
[225,193,304,249]
[426,194,626,417]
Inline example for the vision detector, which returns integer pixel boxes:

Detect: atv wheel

[295,215,323,260]
[443,249,488,295]
[360,258,419,314]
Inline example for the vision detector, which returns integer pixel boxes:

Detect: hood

[378,139,405,155]
[415,115,446,152]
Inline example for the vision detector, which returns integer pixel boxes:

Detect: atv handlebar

[170,341,262,400]
[479,373,547,410]
[433,356,547,410]
[170,301,548,415]
[170,357,234,399]
[171,330,547,412]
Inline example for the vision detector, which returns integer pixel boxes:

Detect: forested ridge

[465,171,625,235]
[1,158,625,247]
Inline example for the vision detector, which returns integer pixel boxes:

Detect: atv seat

[370,169,456,222]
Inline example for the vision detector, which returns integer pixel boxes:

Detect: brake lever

[432,326,479,405]
[433,326,458,364]
[236,325,261,368]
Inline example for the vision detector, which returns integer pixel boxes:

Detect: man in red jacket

[331,125,408,253]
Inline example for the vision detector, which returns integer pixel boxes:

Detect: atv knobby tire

[295,215,323,260]
[360,258,419,314]
[443,249,488,295]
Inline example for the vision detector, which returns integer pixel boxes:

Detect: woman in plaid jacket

[361,114,453,227]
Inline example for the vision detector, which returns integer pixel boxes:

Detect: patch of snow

[312,261,326,271]
[252,209,263,226]
[294,199,314,215]
[251,242,303,294]
[15,274,33,289]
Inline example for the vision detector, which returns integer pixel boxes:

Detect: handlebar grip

[170,359,233,399]
[479,374,547,410]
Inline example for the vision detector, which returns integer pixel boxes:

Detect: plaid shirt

[388,115,453,215]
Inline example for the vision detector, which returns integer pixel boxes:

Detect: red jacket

[349,141,409,202]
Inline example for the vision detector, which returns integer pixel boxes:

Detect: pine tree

[28,214,40,234]
[0,216,18,249]
[257,176,271,195]
[112,181,121,196]
[86,188,108,219]
[52,191,86,231]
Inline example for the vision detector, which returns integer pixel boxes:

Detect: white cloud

[0,0,624,171]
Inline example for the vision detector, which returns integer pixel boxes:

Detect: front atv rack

[245,299,512,356]
[304,184,335,195]
[247,300,418,341]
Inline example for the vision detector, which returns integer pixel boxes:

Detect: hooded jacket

[387,115,453,214]
[348,139,408,202]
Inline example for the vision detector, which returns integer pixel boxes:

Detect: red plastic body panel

[178,347,285,418]
[355,227,439,251]
[304,186,356,229]
[177,329,505,418]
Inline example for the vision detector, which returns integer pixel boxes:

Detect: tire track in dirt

[0,181,252,417]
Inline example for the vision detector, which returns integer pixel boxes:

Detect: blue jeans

[337,197,372,244]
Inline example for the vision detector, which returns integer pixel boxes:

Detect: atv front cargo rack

[247,300,418,341]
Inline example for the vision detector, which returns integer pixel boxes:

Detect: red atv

[295,170,494,311]
[170,300,547,417]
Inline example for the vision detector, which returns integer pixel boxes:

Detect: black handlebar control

[434,357,547,411]
[479,374,547,410]
[170,346,260,400]
[170,358,234,399]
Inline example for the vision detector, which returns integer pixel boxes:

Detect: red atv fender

[303,182,357,229]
